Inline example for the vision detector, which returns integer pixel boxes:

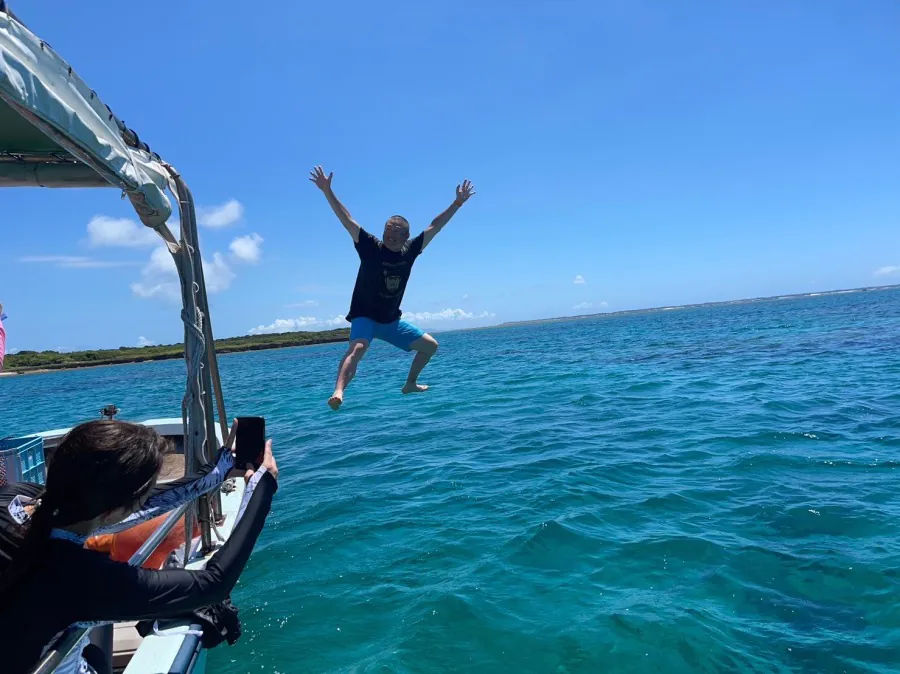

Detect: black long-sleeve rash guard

[0,467,276,674]
[0,448,235,574]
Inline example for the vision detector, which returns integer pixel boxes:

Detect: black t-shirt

[346,228,425,324]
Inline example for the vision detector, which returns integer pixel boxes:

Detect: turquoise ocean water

[1,289,898,673]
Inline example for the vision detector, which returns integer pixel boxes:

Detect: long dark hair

[0,420,167,596]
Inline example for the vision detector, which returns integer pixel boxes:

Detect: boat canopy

[0,5,171,228]
[0,0,229,597]
[3,2,242,671]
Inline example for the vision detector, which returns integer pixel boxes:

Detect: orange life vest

[86,514,199,569]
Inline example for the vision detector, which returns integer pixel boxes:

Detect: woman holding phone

[0,419,278,674]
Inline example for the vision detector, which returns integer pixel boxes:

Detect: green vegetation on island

[5,329,350,373]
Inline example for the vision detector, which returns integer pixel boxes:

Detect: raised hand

[455,179,475,205]
[246,440,278,482]
[309,166,334,192]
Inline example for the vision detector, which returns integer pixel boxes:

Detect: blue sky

[3,0,900,352]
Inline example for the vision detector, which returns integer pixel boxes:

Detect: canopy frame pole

[166,168,226,547]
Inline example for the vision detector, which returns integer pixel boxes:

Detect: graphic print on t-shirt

[384,270,402,294]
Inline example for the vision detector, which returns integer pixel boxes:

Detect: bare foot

[328,393,344,410]
[401,383,429,395]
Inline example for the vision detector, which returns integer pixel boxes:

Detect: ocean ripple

[1,289,899,672]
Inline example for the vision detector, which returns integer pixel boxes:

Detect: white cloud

[286,300,319,308]
[572,301,609,312]
[248,317,320,335]
[131,247,180,301]
[137,336,156,348]
[204,252,235,293]
[146,246,177,274]
[229,233,263,264]
[874,265,899,277]
[131,280,178,300]
[66,260,139,269]
[132,247,235,301]
[574,274,586,285]
[19,255,137,269]
[461,293,469,301]
[403,308,495,322]
[247,314,349,335]
[87,216,159,248]
[198,199,244,228]
[20,255,85,264]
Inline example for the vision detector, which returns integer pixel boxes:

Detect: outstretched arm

[93,447,235,536]
[422,180,475,250]
[309,166,361,243]
[78,442,279,624]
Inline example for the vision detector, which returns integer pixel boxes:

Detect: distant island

[5,329,350,374]
[497,284,900,329]
[4,284,897,375]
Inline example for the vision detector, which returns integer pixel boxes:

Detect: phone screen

[234,416,265,469]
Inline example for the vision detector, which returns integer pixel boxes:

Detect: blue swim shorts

[349,318,425,351]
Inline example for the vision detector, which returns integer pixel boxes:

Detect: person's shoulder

[23,540,104,604]
[406,231,425,256]
[52,537,136,579]
[357,228,382,248]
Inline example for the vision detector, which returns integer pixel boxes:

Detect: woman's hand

[244,440,278,483]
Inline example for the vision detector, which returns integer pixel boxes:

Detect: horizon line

[8,283,899,353]
[492,283,900,329]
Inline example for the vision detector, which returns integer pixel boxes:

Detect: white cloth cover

[0,10,172,227]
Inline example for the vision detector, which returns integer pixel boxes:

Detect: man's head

[383,216,410,252]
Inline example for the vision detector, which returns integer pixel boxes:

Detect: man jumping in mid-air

[310,166,475,410]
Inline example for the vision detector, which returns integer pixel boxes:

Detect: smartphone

[234,416,265,469]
